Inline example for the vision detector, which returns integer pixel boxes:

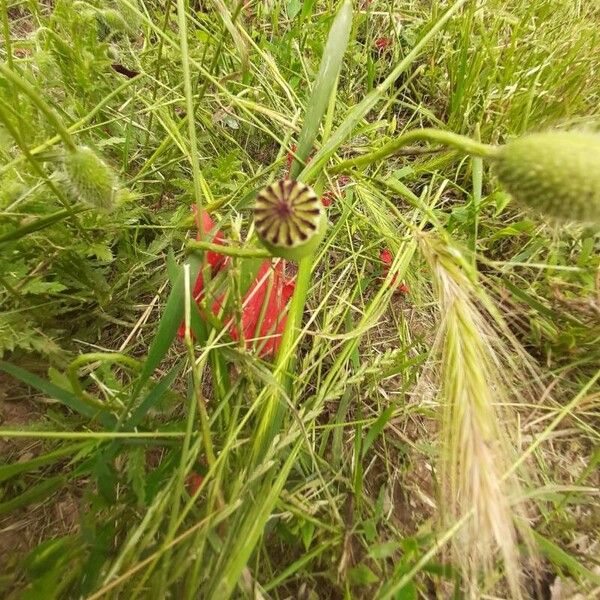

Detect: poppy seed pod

[63,146,116,210]
[494,131,600,224]
[254,179,326,261]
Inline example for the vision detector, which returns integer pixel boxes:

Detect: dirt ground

[0,372,80,578]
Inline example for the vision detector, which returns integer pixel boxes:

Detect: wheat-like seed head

[420,235,537,600]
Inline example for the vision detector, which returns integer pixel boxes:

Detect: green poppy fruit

[254,179,326,261]
[63,146,116,210]
[494,131,600,224]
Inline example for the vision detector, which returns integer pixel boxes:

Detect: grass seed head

[63,146,116,210]
[494,131,600,224]
[254,179,326,261]
[421,236,535,599]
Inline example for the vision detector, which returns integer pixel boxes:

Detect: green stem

[176,0,205,233]
[1,3,14,73]
[250,254,313,464]
[0,430,185,440]
[187,240,270,259]
[0,63,77,152]
[144,1,172,148]
[331,128,497,173]
[67,352,142,408]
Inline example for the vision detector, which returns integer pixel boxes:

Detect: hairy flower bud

[494,131,600,224]
[63,146,116,210]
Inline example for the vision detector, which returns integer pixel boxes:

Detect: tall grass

[421,234,535,598]
[1,0,599,598]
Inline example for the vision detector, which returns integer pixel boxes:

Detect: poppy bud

[63,146,116,210]
[254,179,326,261]
[494,131,600,224]
[99,8,131,34]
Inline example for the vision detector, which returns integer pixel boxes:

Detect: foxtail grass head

[63,146,116,210]
[254,179,326,261]
[494,131,600,224]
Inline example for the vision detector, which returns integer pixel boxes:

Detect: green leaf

[348,563,379,586]
[392,582,417,600]
[369,541,399,560]
[21,279,67,295]
[362,405,395,458]
[533,530,600,585]
[289,0,353,179]
[300,520,315,551]
[0,362,115,427]
[94,456,118,504]
[86,243,113,262]
[127,447,147,507]
[287,0,302,19]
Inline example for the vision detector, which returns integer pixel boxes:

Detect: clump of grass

[1,0,599,598]
[421,235,535,598]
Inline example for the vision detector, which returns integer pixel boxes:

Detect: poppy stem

[187,240,271,259]
[331,128,498,174]
[250,254,313,464]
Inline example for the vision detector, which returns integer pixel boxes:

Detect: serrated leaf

[22,279,67,295]
[86,243,113,262]
[48,367,75,392]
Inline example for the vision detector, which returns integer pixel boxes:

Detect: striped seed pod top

[254,179,325,260]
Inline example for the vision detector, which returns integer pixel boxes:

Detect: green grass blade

[533,530,600,585]
[0,442,89,483]
[0,475,67,516]
[133,256,201,396]
[301,0,471,183]
[289,0,353,179]
[0,362,115,427]
[0,208,88,246]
